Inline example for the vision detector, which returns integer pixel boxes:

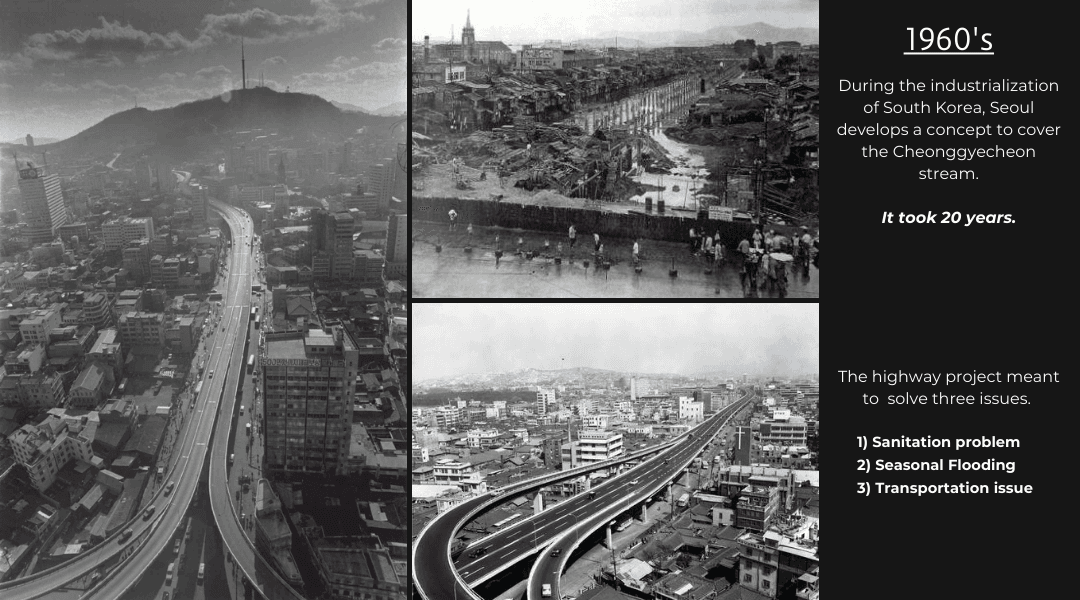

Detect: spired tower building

[461,10,476,61]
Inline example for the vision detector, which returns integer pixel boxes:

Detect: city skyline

[411,0,819,47]
[414,304,818,384]
[0,0,406,141]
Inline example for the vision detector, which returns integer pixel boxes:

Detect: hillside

[36,87,398,160]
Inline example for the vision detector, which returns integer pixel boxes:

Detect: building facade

[18,165,68,244]
[262,327,359,475]
[102,217,154,251]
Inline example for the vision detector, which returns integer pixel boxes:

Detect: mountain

[38,87,399,160]
[330,100,372,114]
[579,23,818,48]
[416,366,688,391]
[372,102,406,117]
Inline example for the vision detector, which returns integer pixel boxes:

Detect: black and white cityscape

[412,304,820,600]
[411,1,819,298]
[0,2,408,599]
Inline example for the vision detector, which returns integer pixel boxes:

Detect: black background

[825,2,1070,598]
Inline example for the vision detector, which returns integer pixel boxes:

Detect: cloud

[10,1,384,68]
[198,1,376,43]
[373,37,405,52]
[37,79,140,97]
[296,60,402,86]
[23,17,207,62]
[158,72,187,83]
[327,56,363,70]
[193,65,232,81]
[261,56,287,67]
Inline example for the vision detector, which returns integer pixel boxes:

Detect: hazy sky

[412,0,819,46]
[0,0,406,141]
[414,303,818,383]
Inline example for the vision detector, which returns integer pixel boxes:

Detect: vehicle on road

[165,481,175,495]
[240,405,244,415]
[166,561,174,585]
[630,479,639,486]
[143,505,155,520]
[470,547,487,558]
[542,584,552,597]
[119,528,133,542]
[198,562,205,584]
[174,539,181,554]
[551,548,561,557]
[209,369,214,378]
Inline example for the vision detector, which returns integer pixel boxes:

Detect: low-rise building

[117,311,165,347]
[7,409,98,492]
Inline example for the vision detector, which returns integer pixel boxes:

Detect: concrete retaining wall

[414,196,757,248]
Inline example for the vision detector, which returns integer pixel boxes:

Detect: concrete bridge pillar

[606,524,613,549]
[640,503,648,521]
[584,476,592,491]
[534,491,544,514]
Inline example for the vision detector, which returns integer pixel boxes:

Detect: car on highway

[143,505,155,520]
[630,479,640,486]
[240,405,245,415]
[489,488,502,496]
[174,539,181,554]
[551,548,562,557]
[163,591,169,600]
[165,481,175,495]
[209,370,214,378]
[542,584,552,597]
[119,528,133,543]
[469,547,487,558]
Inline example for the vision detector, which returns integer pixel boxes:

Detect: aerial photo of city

[0,2,408,600]
[411,1,819,298]
[413,304,820,600]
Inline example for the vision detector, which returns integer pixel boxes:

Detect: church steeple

[462,10,476,62]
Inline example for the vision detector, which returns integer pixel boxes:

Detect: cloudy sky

[414,304,818,383]
[0,0,405,142]
[412,0,818,46]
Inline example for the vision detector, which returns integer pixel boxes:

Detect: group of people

[735,226,818,291]
[688,227,726,263]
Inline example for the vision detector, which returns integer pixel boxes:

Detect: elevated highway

[0,205,251,600]
[413,392,753,600]
[528,395,750,600]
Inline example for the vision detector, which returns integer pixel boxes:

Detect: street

[412,225,818,298]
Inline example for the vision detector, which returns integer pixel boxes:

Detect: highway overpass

[0,205,252,600]
[413,392,753,600]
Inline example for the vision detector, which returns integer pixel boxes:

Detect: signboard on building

[709,206,734,221]
[445,66,466,83]
[262,358,345,368]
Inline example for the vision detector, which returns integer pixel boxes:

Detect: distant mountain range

[12,87,399,162]
[417,366,698,391]
[572,22,818,48]
[332,100,405,117]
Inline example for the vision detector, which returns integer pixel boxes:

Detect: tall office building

[537,389,555,415]
[261,327,359,475]
[17,163,68,244]
[384,213,407,280]
[366,161,393,212]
